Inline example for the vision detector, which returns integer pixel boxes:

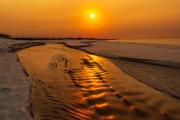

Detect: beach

[0,38,180,120]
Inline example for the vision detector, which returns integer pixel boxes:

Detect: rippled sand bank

[17,44,180,120]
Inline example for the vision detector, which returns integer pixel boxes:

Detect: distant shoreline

[13,37,114,40]
[0,33,115,40]
[0,33,12,39]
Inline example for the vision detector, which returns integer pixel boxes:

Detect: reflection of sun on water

[89,55,101,62]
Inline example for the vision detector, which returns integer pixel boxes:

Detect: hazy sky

[0,0,180,38]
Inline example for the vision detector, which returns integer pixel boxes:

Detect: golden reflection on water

[89,55,102,62]
[95,102,109,108]
[88,93,107,99]
[17,44,180,120]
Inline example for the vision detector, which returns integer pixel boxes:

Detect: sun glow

[89,13,96,19]
[83,8,104,29]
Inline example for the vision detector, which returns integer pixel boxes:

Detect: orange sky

[0,0,180,38]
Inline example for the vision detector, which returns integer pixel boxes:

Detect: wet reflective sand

[17,44,180,120]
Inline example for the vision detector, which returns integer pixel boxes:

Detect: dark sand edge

[16,57,34,119]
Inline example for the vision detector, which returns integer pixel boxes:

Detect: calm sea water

[1,38,180,46]
[110,39,180,46]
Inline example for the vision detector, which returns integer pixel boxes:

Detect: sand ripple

[17,44,180,120]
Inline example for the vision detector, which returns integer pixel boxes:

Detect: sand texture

[0,53,32,120]
[17,44,180,120]
[1,38,180,120]
[63,40,180,66]
[62,40,180,98]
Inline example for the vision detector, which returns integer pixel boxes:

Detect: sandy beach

[1,0,180,119]
[0,38,180,120]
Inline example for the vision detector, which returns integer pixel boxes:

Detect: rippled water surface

[17,44,180,120]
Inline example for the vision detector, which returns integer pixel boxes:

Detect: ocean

[110,39,180,46]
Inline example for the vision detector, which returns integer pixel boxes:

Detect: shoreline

[6,40,180,99]
[17,44,180,119]
[63,42,180,68]
[62,41,180,99]
[1,39,180,119]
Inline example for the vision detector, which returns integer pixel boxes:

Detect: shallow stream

[17,44,180,120]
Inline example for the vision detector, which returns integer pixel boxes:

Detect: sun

[89,13,96,19]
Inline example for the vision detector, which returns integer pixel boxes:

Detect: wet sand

[17,44,180,120]
[109,59,180,99]
[62,40,180,98]
[65,40,180,66]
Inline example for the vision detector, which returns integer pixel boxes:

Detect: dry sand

[17,44,180,120]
